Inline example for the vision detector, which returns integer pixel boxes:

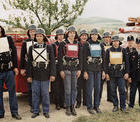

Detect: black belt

[33,62,48,69]
[0,62,13,71]
[87,57,102,64]
[110,64,124,71]
[63,60,79,67]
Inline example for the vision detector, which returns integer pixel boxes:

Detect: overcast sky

[0,0,139,22]
[80,0,140,21]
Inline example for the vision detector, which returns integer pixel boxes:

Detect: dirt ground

[1,83,139,122]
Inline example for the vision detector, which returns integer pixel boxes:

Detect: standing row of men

[0,25,140,120]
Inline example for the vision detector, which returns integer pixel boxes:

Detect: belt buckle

[33,61,36,67]
[1,64,4,70]
[37,62,40,68]
[69,61,72,66]
[45,62,48,69]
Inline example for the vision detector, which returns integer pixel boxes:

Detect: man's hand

[14,68,19,76]
[27,77,32,83]
[50,76,55,82]
[20,69,26,76]
[84,72,89,80]
[60,71,65,80]
[102,71,106,80]
[106,74,110,81]
[76,70,81,79]
[124,73,129,80]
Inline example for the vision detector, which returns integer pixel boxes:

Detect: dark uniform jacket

[52,41,60,71]
[0,36,18,72]
[129,49,140,82]
[126,47,136,55]
[83,39,105,72]
[27,43,56,81]
[79,42,86,71]
[20,38,34,69]
[58,39,83,71]
[105,46,129,78]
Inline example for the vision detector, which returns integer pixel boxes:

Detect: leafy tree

[1,0,88,34]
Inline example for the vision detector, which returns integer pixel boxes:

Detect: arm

[48,45,56,77]
[58,42,65,72]
[83,43,88,72]
[123,49,129,74]
[78,43,83,71]
[20,41,27,69]
[105,49,110,74]
[101,44,106,71]
[26,46,33,78]
[8,36,18,68]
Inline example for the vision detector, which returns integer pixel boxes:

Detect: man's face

[136,43,140,50]
[36,34,43,43]
[80,34,88,42]
[29,29,36,38]
[57,34,64,41]
[91,34,98,41]
[112,40,119,48]
[103,37,111,44]
[68,31,76,39]
[127,40,135,48]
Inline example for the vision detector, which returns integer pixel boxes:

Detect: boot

[66,107,71,116]
[112,106,119,112]
[120,108,129,113]
[87,108,95,114]
[94,107,102,113]
[56,104,61,110]
[71,105,77,116]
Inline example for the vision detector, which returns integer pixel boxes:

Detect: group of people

[0,24,140,120]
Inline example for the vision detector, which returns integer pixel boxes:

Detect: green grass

[74,105,140,122]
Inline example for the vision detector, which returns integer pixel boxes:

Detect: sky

[80,0,140,21]
[0,0,140,22]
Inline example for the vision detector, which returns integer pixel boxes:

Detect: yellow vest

[110,51,123,64]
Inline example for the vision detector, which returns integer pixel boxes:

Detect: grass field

[74,105,140,122]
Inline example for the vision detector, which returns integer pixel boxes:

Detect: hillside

[75,16,125,25]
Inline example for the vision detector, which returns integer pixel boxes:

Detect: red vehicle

[3,34,56,93]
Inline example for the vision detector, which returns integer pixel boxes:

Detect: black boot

[43,113,50,118]
[87,108,95,114]
[66,107,71,116]
[75,103,81,108]
[0,115,4,119]
[120,108,129,113]
[31,113,39,118]
[94,107,102,114]
[71,105,77,116]
[56,104,61,110]
[112,106,119,112]
[12,114,22,120]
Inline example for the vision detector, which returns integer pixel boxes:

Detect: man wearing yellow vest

[105,35,129,113]
[100,32,112,103]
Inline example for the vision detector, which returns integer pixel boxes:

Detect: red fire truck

[3,34,56,93]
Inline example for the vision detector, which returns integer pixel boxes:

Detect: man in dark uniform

[105,35,129,113]
[125,35,136,104]
[129,37,140,108]
[83,29,106,114]
[27,28,56,118]
[52,29,65,110]
[100,32,112,103]
[75,30,88,108]
[0,26,21,120]
[58,26,82,116]
[20,25,36,112]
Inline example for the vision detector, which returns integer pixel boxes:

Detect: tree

[1,0,88,34]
